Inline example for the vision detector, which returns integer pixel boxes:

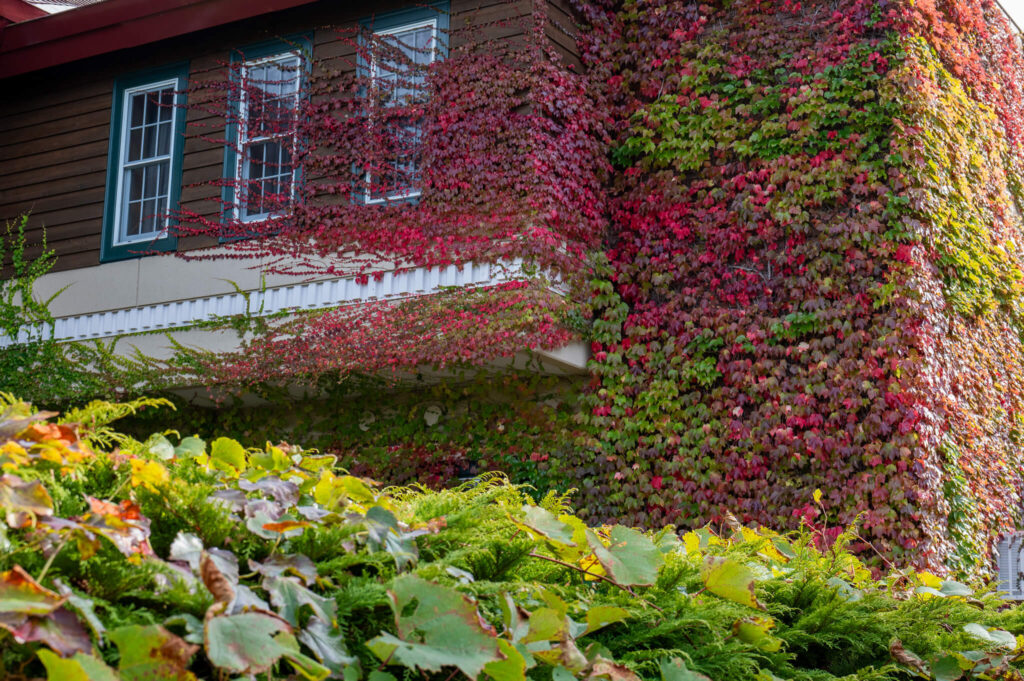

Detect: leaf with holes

[203,611,293,675]
[366,574,502,679]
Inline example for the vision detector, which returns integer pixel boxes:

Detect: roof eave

[0,0,321,79]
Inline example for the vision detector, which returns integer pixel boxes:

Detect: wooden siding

[0,0,580,273]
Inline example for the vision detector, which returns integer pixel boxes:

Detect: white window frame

[233,51,304,223]
[111,78,181,246]
[364,17,438,205]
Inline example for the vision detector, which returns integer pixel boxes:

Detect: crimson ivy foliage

[570,0,1024,573]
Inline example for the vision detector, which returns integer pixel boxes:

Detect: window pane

[126,201,142,237]
[127,128,142,162]
[143,125,157,160]
[157,121,171,156]
[159,89,174,121]
[128,166,144,201]
[130,93,146,127]
[144,92,160,125]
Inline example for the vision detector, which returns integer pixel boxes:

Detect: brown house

[0,0,590,374]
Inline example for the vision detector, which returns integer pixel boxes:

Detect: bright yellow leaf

[130,459,169,491]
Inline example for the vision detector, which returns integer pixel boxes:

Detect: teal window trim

[220,32,313,235]
[100,61,189,263]
[357,1,450,205]
[358,1,450,53]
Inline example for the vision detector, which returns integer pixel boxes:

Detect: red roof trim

[0,0,321,79]
[0,0,47,24]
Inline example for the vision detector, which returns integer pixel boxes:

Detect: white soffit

[1,261,547,346]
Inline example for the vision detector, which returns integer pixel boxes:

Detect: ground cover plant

[4,396,1024,681]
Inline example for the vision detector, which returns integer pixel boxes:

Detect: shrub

[1,395,1024,681]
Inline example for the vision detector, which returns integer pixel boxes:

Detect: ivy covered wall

[568,0,1024,572]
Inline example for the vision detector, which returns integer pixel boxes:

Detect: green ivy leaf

[483,638,527,681]
[963,623,1016,649]
[515,505,576,546]
[733,616,782,652]
[145,434,175,461]
[297,616,359,674]
[584,606,630,635]
[931,655,964,681]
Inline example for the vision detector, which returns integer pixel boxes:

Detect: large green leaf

[931,655,964,681]
[109,625,198,681]
[275,630,331,681]
[264,575,337,628]
[963,623,1017,649]
[297,616,359,674]
[733,616,782,652]
[366,574,502,679]
[483,639,527,681]
[37,650,119,681]
[584,606,630,635]
[515,506,576,545]
[174,436,206,459]
[203,611,292,675]
[145,433,175,461]
[700,557,763,609]
[209,437,247,475]
[586,527,664,586]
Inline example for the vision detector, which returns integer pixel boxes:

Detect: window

[363,5,448,203]
[101,63,188,262]
[223,36,311,225]
[235,53,302,221]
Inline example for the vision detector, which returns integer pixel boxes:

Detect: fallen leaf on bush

[889,639,928,675]
[658,657,711,681]
[203,611,293,675]
[701,557,763,609]
[587,526,663,586]
[109,624,198,681]
[130,458,170,490]
[200,551,235,616]
[0,473,53,527]
[589,659,641,681]
[0,565,64,616]
[37,649,118,681]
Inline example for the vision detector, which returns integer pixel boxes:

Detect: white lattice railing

[1,261,545,347]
